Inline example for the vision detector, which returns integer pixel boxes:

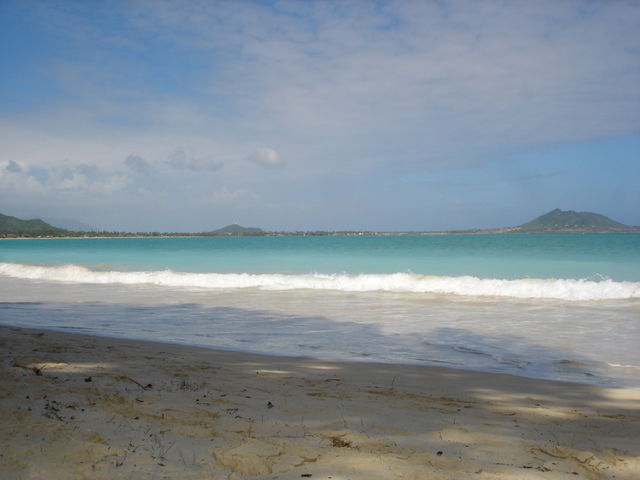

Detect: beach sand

[1,325,638,479]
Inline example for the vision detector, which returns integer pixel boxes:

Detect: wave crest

[1,262,638,301]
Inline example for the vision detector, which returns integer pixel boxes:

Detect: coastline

[1,325,639,479]
[2,230,640,240]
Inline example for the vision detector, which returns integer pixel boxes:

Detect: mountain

[0,213,69,236]
[205,224,265,236]
[512,209,637,233]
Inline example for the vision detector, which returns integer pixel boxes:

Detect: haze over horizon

[1,0,639,232]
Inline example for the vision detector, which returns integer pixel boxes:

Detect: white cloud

[0,162,48,195]
[0,159,129,196]
[249,148,283,168]
[88,174,129,194]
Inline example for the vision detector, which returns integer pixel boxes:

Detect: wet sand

[1,325,639,479]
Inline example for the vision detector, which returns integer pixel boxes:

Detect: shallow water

[1,235,639,387]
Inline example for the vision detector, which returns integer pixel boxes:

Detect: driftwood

[117,375,153,390]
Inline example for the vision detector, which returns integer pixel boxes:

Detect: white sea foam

[1,262,638,301]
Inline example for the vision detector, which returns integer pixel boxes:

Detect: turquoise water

[1,234,639,280]
[1,234,639,387]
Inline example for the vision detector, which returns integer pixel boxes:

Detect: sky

[1,0,639,232]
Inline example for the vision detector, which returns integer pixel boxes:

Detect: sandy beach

[1,325,639,480]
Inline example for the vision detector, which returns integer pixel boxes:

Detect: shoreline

[1,325,639,479]
[2,322,638,390]
[3,230,640,240]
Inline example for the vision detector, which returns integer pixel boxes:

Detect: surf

[1,262,638,301]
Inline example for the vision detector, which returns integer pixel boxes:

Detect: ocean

[1,234,639,387]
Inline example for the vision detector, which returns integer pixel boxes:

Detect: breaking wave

[1,262,638,301]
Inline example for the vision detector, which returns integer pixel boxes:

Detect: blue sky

[1,0,639,231]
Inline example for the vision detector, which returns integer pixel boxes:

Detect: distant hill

[3,210,637,237]
[0,213,69,236]
[205,224,265,236]
[511,209,638,233]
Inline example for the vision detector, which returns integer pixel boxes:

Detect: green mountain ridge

[205,224,265,235]
[513,209,635,233]
[0,213,68,236]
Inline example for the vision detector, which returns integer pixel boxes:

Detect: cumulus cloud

[0,160,129,195]
[168,147,223,171]
[0,160,46,195]
[53,170,128,194]
[249,148,283,168]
